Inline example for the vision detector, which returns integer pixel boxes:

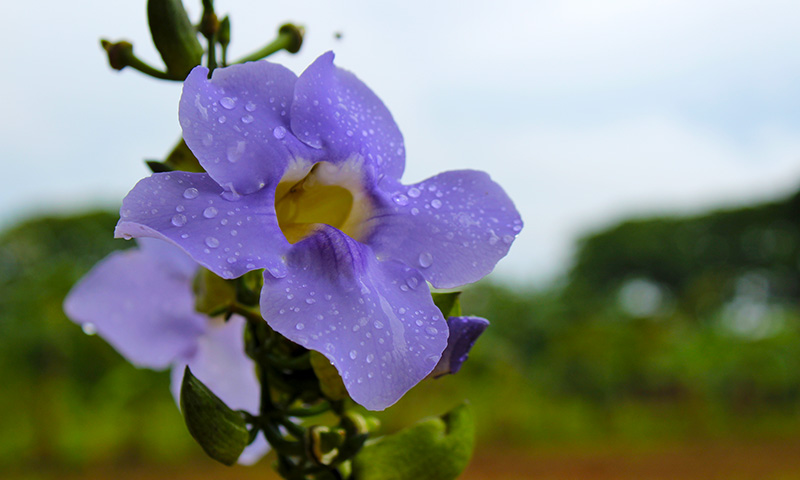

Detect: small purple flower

[116,52,522,410]
[63,238,269,465]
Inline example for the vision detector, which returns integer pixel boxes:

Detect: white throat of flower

[275,157,373,244]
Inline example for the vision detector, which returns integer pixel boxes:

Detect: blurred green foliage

[2,189,800,470]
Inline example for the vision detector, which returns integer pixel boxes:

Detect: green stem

[229,303,265,325]
[206,32,218,71]
[127,56,182,80]
[234,24,303,64]
[285,401,331,417]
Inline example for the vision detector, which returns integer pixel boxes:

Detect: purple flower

[63,238,269,465]
[116,52,522,410]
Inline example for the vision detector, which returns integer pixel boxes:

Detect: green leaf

[432,292,462,318]
[179,366,250,466]
[147,0,203,78]
[353,403,475,480]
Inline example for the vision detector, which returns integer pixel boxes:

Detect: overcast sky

[3,0,800,285]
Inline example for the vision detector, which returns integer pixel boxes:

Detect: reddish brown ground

[10,440,800,480]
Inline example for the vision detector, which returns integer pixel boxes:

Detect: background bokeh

[2,1,800,478]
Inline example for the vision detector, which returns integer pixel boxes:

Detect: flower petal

[291,52,405,179]
[260,226,447,410]
[369,170,523,288]
[431,316,489,378]
[63,241,206,369]
[115,171,289,279]
[180,63,319,195]
[169,316,269,464]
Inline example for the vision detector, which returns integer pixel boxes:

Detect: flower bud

[180,367,250,465]
[147,0,203,78]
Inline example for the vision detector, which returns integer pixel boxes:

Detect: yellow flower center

[274,160,372,244]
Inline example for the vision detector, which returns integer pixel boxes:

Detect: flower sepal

[432,292,462,318]
[352,403,476,480]
[179,366,252,466]
[192,267,237,316]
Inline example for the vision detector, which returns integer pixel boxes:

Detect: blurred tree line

[2,189,800,469]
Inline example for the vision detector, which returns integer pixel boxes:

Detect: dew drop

[202,133,214,146]
[218,115,227,124]
[220,97,236,109]
[410,207,419,216]
[373,320,384,329]
[393,194,409,206]
[171,214,187,227]
[183,187,199,199]
[408,187,421,198]
[349,350,357,360]
[366,354,375,364]
[227,256,237,264]
[398,307,407,314]
[406,276,420,289]
[431,199,442,209]
[426,326,438,335]
[203,206,218,218]
[245,101,256,112]
[205,236,219,248]
[296,323,305,331]
[230,230,238,236]
[273,125,287,139]
[305,298,316,305]
[241,114,254,124]
[503,234,514,244]
[418,252,433,268]
[175,205,185,213]
[346,130,354,137]
[81,323,97,335]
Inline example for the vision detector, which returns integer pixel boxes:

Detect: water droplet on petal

[503,234,514,244]
[227,256,237,264]
[241,114,254,124]
[366,354,375,363]
[202,133,214,146]
[220,97,236,109]
[305,298,316,304]
[203,206,218,218]
[245,101,256,112]
[431,199,442,209]
[273,125,287,139]
[171,214,187,227]
[81,323,97,335]
[183,187,199,199]
[296,323,305,330]
[393,194,409,206]
[426,326,438,335]
[406,276,420,289]
[218,116,227,124]
[410,208,419,216]
[349,350,357,360]
[408,187,420,198]
[205,236,219,248]
[418,252,433,268]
